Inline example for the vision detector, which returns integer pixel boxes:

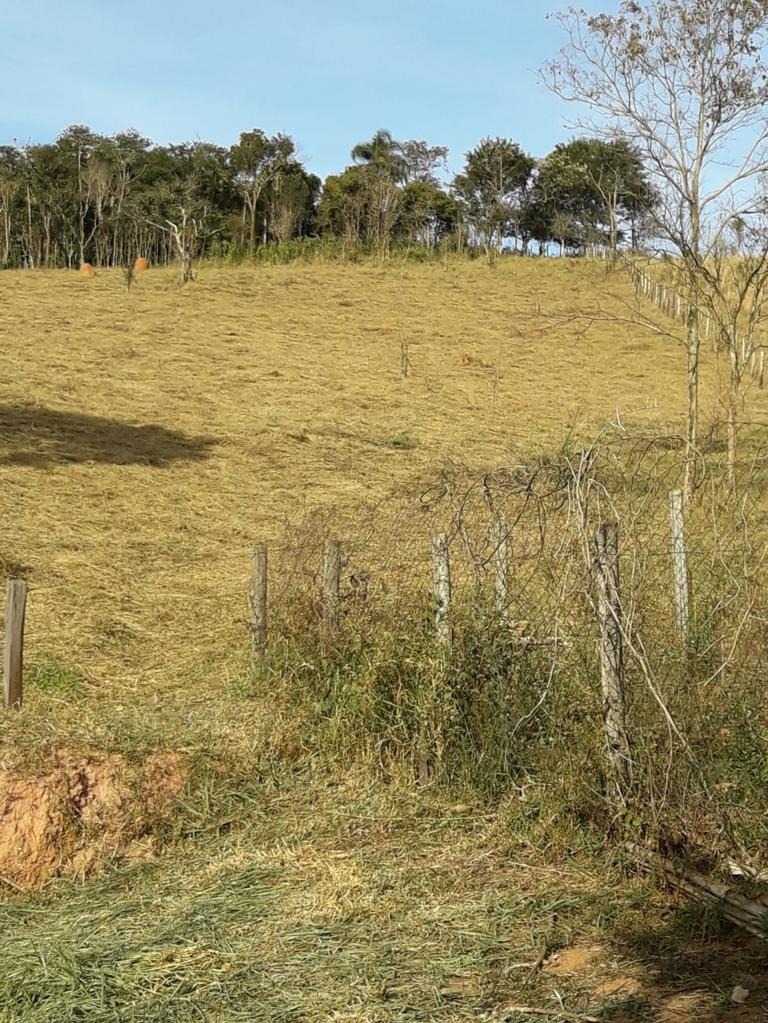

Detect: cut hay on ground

[0,259,753,694]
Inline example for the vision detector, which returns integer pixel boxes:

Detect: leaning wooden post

[432,534,452,649]
[494,515,510,626]
[593,523,631,803]
[3,580,27,709]
[249,545,268,665]
[322,539,342,641]
[668,490,690,643]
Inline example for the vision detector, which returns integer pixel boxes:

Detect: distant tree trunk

[608,184,619,258]
[684,202,701,500]
[248,192,257,251]
[42,210,52,267]
[727,340,739,491]
[25,184,34,269]
[0,193,11,266]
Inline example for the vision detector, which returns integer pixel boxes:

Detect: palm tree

[351,130,407,184]
[350,131,407,256]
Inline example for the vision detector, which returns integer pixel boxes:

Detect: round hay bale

[134,257,149,272]
[79,263,95,277]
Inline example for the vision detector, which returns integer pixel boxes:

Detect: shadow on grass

[0,404,216,468]
[602,903,768,1022]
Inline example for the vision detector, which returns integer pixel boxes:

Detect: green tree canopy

[452,138,536,257]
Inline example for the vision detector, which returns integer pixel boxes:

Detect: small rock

[731,986,750,1005]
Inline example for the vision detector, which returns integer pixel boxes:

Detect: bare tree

[149,200,217,285]
[545,0,768,494]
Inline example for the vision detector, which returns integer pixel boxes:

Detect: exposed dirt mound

[0,775,72,888]
[64,753,133,823]
[0,751,187,890]
[546,945,602,976]
[143,751,187,808]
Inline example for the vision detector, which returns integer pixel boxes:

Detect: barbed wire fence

[2,419,767,919]
[624,254,767,389]
[249,430,768,863]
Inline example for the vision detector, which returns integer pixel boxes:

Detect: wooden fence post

[668,490,690,643]
[593,523,631,802]
[3,580,27,709]
[494,515,510,626]
[323,539,342,640]
[432,534,452,648]
[249,544,268,665]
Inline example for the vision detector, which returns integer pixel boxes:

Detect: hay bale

[79,263,96,277]
[134,257,149,272]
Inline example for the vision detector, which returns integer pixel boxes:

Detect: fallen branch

[631,844,768,940]
[0,874,24,894]
[497,1008,600,1023]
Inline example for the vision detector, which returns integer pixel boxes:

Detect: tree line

[0,125,656,269]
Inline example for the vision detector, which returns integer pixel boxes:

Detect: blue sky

[1,0,613,178]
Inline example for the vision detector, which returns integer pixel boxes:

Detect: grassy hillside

[0,258,743,690]
[1,258,766,1022]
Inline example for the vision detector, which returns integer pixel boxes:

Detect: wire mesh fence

[259,430,768,852]
[267,433,768,662]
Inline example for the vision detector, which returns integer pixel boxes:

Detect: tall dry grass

[261,430,768,868]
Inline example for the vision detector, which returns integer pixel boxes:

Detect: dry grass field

[1,258,767,1023]
[0,258,749,689]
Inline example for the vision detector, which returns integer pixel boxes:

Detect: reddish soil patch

[0,750,187,890]
[547,945,602,976]
[0,774,72,888]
